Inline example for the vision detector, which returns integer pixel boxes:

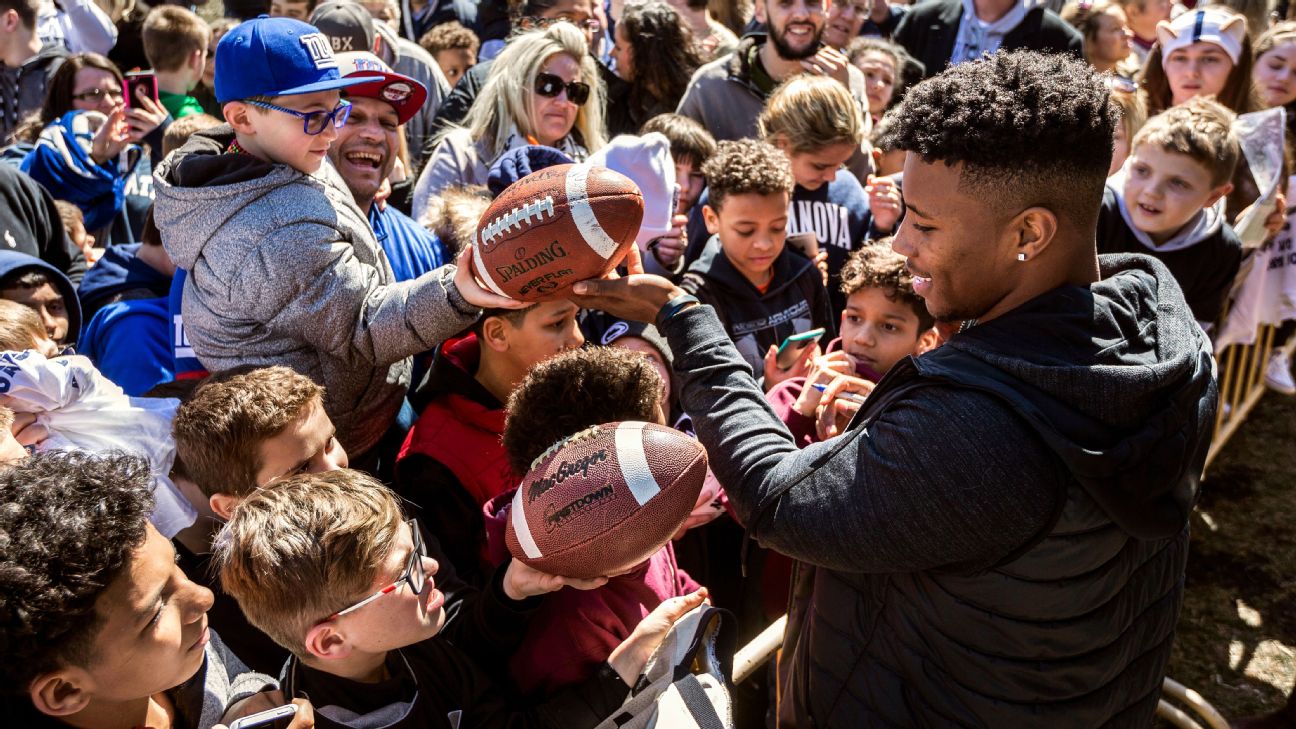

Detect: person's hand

[607,588,709,685]
[124,90,167,143]
[800,46,851,86]
[502,558,609,600]
[1264,189,1287,237]
[216,694,315,729]
[389,155,407,184]
[763,342,819,391]
[812,249,829,287]
[570,273,684,323]
[451,245,530,310]
[671,475,726,540]
[9,410,49,450]
[866,174,902,232]
[792,350,856,417]
[90,108,130,165]
[374,177,393,211]
[814,374,873,440]
[650,214,689,268]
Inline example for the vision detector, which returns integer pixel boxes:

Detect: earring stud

[1017,253,1027,262]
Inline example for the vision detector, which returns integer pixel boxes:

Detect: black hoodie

[662,253,1214,726]
[0,162,86,285]
[680,236,834,379]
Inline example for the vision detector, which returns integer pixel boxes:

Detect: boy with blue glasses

[152,16,519,471]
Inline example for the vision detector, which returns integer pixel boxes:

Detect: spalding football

[506,421,708,578]
[472,164,644,302]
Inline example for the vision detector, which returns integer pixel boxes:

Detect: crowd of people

[1,0,1295,726]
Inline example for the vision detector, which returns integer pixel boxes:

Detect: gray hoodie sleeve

[662,304,1063,574]
[233,222,479,367]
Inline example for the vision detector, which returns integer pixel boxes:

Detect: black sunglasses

[534,72,591,106]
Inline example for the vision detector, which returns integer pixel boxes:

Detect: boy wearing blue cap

[152,17,518,470]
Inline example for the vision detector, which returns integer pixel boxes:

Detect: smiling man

[573,51,1217,726]
[331,51,448,282]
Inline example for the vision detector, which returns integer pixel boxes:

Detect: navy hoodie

[680,236,834,379]
[0,249,81,345]
[76,242,171,324]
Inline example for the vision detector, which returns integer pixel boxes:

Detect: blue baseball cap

[215,16,376,104]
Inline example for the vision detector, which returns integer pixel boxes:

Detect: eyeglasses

[72,87,124,103]
[326,519,428,620]
[245,99,353,135]
[534,72,591,105]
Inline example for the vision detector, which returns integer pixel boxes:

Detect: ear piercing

[1017,253,1027,262]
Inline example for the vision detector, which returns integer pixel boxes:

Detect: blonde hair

[757,74,865,155]
[459,22,606,160]
[420,184,491,256]
[214,470,403,657]
[1133,96,1240,186]
[0,299,45,352]
[1111,86,1148,147]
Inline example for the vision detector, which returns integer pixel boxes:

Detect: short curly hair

[702,139,795,210]
[0,451,155,690]
[840,241,935,331]
[172,366,324,499]
[503,347,663,475]
[1133,97,1239,187]
[886,51,1117,228]
[418,20,480,56]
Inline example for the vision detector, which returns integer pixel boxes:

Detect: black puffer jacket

[663,253,1215,727]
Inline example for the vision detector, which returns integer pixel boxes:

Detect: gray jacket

[675,35,871,181]
[153,126,480,456]
[0,43,67,144]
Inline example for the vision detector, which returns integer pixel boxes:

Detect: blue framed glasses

[245,99,353,136]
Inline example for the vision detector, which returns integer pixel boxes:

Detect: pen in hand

[811,383,869,405]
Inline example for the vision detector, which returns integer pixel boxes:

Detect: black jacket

[893,0,1082,80]
[0,162,86,285]
[663,253,1214,726]
[680,237,835,379]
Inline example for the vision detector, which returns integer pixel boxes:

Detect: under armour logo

[300,33,337,70]
[3,230,15,248]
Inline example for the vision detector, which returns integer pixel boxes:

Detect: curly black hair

[886,51,1117,228]
[0,451,155,690]
[503,347,663,475]
[702,139,795,210]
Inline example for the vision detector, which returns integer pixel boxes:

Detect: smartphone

[785,232,819,260]
[228,704,298,729]
[775,328,826,370]
[124,72,158,108]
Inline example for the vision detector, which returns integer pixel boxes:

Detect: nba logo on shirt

[300,33,337,70]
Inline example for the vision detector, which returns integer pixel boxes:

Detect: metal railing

[1206,323,1287,470]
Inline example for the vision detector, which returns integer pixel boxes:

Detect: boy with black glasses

[215,469,707,729]
[152,16,519,472]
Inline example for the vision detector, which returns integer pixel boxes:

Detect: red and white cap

[334,51,427,125]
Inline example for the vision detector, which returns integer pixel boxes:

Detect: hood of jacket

[150,123,299,271]
[0,249,81,343]
[687,235,817,302]
[76,242,171,311]
[417,334,505,425]
[915,253,1215,539]
[1108,168,1227,252]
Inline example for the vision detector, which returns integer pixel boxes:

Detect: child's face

[1109,119,1130,177]
[1124,144,1230,243]
[1164,42,1234,107]
[1127,0,1170,31]
[674,158,706,215]
[255,397,348,487]
[855,51,897,116]
[2,283,69,344]
[785,141,856,191]
[38,526,214,714]
[1255,40,1296,109]
[434,48,477,88]
[703,192,790,287]
[840,286,926,375]
[609,336,671,423]
[328,520,446,654]
[501,299,585,371]
[236,90,343,174]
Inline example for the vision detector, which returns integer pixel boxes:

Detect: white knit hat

[1157,8,1246,65]
[589,133,680,250]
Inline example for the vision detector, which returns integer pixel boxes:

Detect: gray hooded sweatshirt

[153,125,480,455]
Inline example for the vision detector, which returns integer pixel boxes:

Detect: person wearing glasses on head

[412,21,606,218]
[153,16,521,476]
[10,52,169,249]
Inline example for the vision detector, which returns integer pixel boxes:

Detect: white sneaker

[1266,351,1296,395]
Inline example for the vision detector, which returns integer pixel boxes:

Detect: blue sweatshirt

[370,203,449,282]
[79,296,172,395]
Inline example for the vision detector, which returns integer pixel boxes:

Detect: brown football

[471,164,644,302]
[505,422,708,579]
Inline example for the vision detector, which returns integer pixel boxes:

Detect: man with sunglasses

[153,16,520,479]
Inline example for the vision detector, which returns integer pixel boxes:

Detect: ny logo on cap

[300,33,338,70]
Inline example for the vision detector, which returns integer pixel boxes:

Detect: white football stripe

[615,422,661,506]
[510,486,543,558]
[472,235,509,297]
[565,165,620,260]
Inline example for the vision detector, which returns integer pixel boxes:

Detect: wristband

[656,293,699,328]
